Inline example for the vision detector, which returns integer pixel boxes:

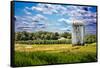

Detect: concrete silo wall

[72,23,85,45]
[80,25,85,45]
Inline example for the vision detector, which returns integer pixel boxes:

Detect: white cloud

[21,14,47,23]
[16,4,97,32]
[25,7,31,10]
[31,3,68,15]
[34,14,47,21]
[31,4,54,14]
[60,26,72,32]
[26,3,97,24]
[58,18,72,24]
[15,14,48,32]
[24,8,32,15]
[60,28,69,31]
[26,3,97,20]
[32,6,43,12]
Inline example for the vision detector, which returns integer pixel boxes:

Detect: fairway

[14,43,97,66]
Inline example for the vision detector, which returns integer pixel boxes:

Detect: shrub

[15,40,71,44]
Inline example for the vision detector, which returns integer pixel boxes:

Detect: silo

[72,20,85,46]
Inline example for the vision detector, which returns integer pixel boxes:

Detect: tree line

[85,34,96,43]
[15,31,71,41]
[15,31,96,44]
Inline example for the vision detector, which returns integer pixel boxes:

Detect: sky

[14,1,97,34]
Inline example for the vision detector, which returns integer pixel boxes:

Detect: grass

[14,43,97,67]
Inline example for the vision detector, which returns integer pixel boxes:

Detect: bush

[15,40,71,44]
[85,35,96,44]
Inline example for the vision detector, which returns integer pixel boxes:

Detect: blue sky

[14,2,97,34]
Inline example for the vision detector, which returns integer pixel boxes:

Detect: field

[14,43,97,67]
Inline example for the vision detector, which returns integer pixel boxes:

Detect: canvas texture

[11,1,97,67]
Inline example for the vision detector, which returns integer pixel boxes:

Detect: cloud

[58,18,72,25]
[26,3,97,25]
[15,14,48,32]
[15,3,97,33]
[85,25,96,34]
[33,14,47,21]
[22,14,47,23]
[60,27,71,31]
[31,3,68,15]
[31,4,97,25]
[24,8,32,15]
[31,4,54,14]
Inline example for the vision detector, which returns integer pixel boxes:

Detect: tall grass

[14,51,97,67]
[14,43,97,67]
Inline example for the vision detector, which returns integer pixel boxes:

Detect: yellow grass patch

[15,43,96,53]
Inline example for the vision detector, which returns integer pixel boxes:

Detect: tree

[61,32,71,39]
[85,34,96,43]
[15,32,22,41]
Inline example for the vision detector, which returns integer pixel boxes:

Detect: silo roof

[73,20,84,26]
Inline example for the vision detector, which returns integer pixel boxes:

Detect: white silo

[72,20,85,45]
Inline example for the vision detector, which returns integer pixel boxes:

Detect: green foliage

[15,40,71,44]
[14,51,96,67]
[15,31,96,44]
[15,31,71,41]
[61,32,71,39]
[85,34,96,44]
[14,43,97,67]
[15,31,33,41]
